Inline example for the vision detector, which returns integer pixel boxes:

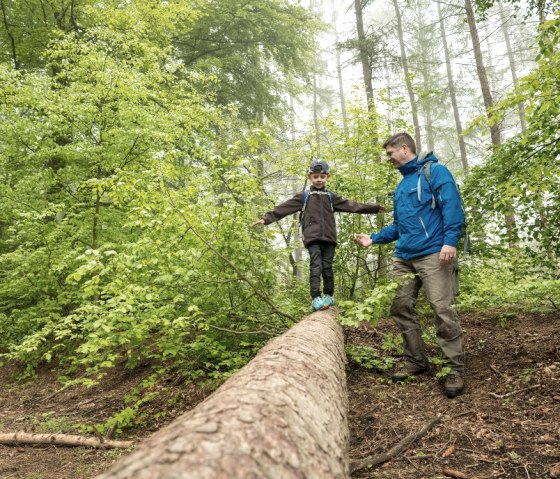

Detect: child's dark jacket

[260,186,383,247]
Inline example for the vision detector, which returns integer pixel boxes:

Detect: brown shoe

[391,363,428,382]
[444,373,464,398]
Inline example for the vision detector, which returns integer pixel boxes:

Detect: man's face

[308,173,329,189]
[385,144,412,168]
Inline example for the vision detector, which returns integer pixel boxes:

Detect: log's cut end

[97,308,349,479]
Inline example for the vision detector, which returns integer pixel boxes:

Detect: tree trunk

[333,6,349,137]
[354,0,375,112]
[96,310,349,479]
[498,1,527,132]
[0,0,19,69]
[393,0,422,151]
[464,0,501,147]
[464,0,519,246]
[437,2,469,173]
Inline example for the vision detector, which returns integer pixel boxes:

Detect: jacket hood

[398,151,439,176]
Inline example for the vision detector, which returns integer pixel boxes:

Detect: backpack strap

[417,160,437,209]
[301,189,334,214]
[300,189,334,229]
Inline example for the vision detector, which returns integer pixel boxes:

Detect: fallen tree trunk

[0,432,132,449]
[97,309,349,479]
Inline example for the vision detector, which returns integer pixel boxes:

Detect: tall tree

[353,0,375,112]
[464,0,501,147]
[498,1,527,131]
[333,4,348,136]
[437,2,469,172]
[393,0,422,151]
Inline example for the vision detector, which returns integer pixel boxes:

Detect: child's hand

[354,233,373,247]
[252,219,265,226]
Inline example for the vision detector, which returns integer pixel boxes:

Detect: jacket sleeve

[261,192,304,225]
[430,164,465,247]
[331,193,383,214]
[371,212,399,243]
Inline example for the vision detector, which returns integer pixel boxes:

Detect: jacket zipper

[419,216,429,238]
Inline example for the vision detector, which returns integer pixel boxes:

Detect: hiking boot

[391,363,428,382]
[444,373,464,398]
[311,296,327,311]
[322,294,335,307]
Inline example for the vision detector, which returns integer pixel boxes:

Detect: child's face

[308,173,329,189]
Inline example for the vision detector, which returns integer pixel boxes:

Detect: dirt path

[0,311,558,478]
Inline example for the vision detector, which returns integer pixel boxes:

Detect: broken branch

[350,415,442,473]
[0,432,133,449]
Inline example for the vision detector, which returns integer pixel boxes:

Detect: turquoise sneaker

[322,294,335,307]
[311,296,325,311]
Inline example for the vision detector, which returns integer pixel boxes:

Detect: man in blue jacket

[355,132,465,398]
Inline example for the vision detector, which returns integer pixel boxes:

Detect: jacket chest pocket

[396,188,427,216]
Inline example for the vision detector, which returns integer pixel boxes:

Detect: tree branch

[0,432,133,449]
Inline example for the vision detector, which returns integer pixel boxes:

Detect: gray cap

[308,160,330,174]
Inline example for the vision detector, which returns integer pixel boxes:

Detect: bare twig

[490,364,507,378]
[387,394,403,408]
[488,384,541,399]
[350,415,442,473]
[207,324,277,336]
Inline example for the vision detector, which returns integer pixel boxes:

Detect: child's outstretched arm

[331,194,385,214]
[252,192,304,226]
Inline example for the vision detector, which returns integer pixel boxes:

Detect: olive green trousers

[391,252,465,375]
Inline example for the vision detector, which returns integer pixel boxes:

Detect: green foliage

[33,413,79,434]
[456,253,560,313]
[345,344,395,372]
[175,0,320,123]
[464,14,560,273]
[339,279,400,328]
[0,0,315,387]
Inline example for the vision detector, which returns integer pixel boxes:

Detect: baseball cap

[308,160,330,174]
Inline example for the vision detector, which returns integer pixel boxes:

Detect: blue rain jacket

[372,153,465,260]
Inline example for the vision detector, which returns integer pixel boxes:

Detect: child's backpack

[299,188,334,231]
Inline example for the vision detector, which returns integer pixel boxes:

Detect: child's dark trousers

[307,241,336,298]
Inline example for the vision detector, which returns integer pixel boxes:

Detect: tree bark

[437,2,469,173]
[393,0,422,151]
[354,0,375,113]
[464,0,501,147]
[97,309,349,479]
[333,5,348,137]
[498,1,527,132]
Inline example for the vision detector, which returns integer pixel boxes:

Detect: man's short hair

[383,132,417,154]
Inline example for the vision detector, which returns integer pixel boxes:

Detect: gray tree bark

[354,0,375,113]
[96,310,349,479]
[464,0,501,147]
[498,1,527,132]
[393,0,422,151]
[333,5,349,137]
[437,2,469,173]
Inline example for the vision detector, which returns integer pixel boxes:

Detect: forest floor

[0,311,558,479]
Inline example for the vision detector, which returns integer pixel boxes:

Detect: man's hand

[354,234,373,248]
[252,219,265,226]
[439,245,457,265]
